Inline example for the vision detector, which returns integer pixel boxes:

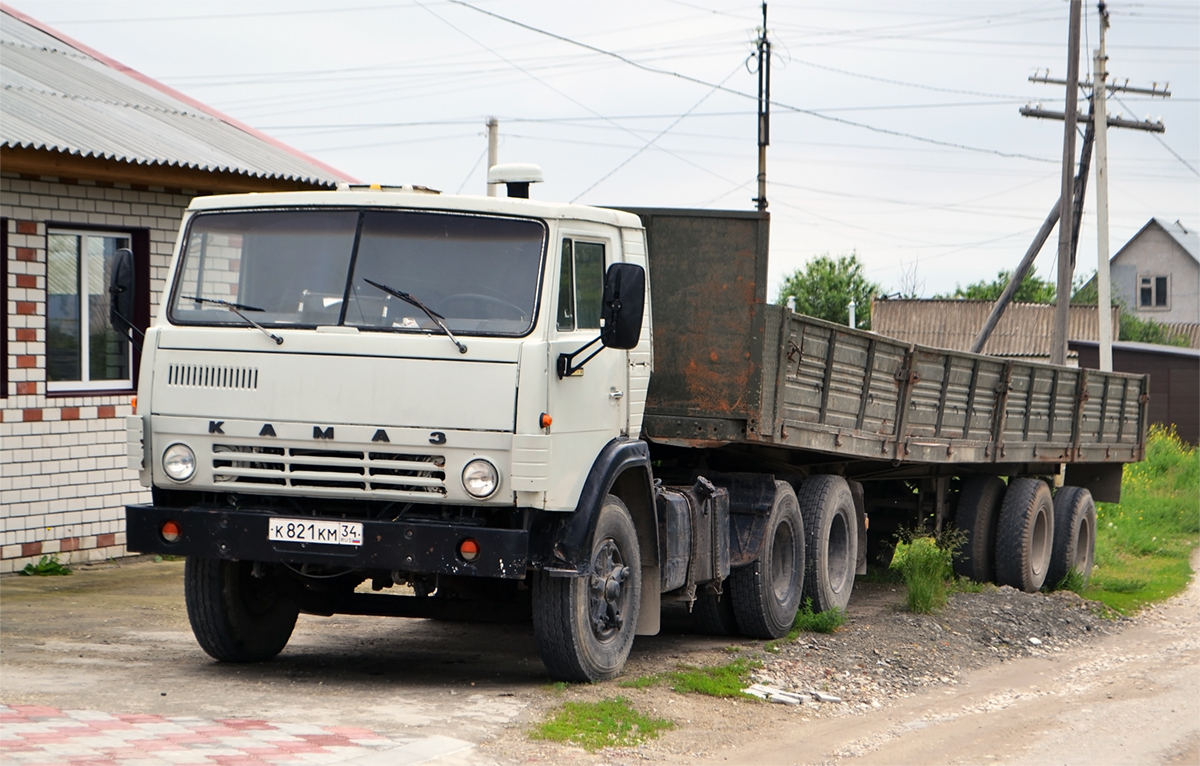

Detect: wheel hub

[588,539,630,641]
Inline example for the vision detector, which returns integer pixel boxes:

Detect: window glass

[556,239,575,331]
[1155,276,1168,307]
[347,211,545,335]
[47,230,130,388]
[172,210,359,326]
[574,242,604,330]
[1139,277,1153,307]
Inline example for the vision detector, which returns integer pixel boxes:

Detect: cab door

[544,226,628,510]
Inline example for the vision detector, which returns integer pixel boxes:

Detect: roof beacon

[487,163,543,199]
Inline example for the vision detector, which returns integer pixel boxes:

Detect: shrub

[890,536,953,613]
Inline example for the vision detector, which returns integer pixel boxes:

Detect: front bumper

[126,504,528,579]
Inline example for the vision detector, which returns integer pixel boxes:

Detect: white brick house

[1,7,352,572]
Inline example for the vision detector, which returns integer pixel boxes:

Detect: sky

[11,0,1199,301]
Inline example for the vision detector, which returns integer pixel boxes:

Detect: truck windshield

[169,208,546,336]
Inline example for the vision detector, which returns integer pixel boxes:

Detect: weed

[530,697,674,751]
[20,555,71,576]
[792,598,845,633]
[545,681,569,694]
[890,536,953,613]
[1052,568,1088,595]
[950,577,993,594]
[667,657,759,697]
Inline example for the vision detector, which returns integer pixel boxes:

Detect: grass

[530,697,674,751]
[20,555,72,576]
[619,658,761,698]
[1087,425,1199,614]
[890,536,954,613]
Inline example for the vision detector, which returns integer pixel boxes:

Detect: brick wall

[1,173,195,573]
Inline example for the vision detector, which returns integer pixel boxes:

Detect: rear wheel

[953,476,1006,583]
[184,558,299,662]
[1047,486,1096,588]
[532,495,641,682]
[798,475,857,613]
[994,478,1054,593]
[729,481,805,639]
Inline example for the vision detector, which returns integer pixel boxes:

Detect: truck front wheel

[729,481,805,638]
[184,558,299,663]
[799,475,857,613]
[533,495,642,682]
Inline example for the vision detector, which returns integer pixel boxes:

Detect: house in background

[870,299,1119,365]
[1,5,353,573]
[1110,218,1200,329]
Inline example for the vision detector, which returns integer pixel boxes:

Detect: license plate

[268,518,363,546]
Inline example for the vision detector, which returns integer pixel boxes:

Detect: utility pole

[753,2,770,213]
[1050,0,1082,367]
[1094,4,1114,370]
[973,3,1169,358]
[1018,7,1168,367]
[486,117,499,197]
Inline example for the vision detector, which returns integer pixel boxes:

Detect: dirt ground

[1,555,1196,765]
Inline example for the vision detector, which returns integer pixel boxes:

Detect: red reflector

[459,538,480,562]
[161,520,181,543]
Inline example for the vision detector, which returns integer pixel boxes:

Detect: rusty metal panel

[622,208,769,431]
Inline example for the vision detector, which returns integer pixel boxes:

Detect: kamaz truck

[124,169,1146,681]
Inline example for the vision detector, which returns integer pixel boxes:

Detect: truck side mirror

[600,263,645,350]
[108,247,142,350]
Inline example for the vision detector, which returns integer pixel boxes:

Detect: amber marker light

[540,413,552,428]
[131,395,137,414]
[161,520,181,543]
[458,538,480,563]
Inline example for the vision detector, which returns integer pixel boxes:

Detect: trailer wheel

[1047,486,1096,588]
[729,481,805,638]
[532,495,641,682]
[184,557,299,663]
[952,476,1006,583]
[994,478,1055,593]
[798,475,857,613]
[690,590,740,636]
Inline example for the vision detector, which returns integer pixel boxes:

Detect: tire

[690,589,740,637]
[184,557,299,663]
[994,478,1055,593]
[1047,486,1097,588]
[532,495,641,682]
[798,475,857,613]
[729,480,805,639]
[952,476,1006,583]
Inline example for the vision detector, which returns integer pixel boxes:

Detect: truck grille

[168,364,258,390]
[211,444,446,497]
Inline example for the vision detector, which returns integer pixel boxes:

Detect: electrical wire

[1111,95,1200,177]
[444,0,1056,163]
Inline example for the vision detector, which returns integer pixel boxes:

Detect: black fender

[528,437,657,574]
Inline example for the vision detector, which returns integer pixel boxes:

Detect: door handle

[609,389,625,399]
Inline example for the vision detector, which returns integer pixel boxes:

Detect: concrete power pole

[1051,0,1082,367]
[486,117,499,197]
[1093,5,1114,370]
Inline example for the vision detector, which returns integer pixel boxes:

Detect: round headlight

[162,443,196,482]
[462,459,499,499]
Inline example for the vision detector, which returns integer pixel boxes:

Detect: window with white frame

[555,238,604,332]
[1138,274,1169,310]
[47,229,133,391]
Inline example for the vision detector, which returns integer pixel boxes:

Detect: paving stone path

[0,704,474,766]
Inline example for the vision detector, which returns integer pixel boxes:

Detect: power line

[445,0,1056,163]
[1111,94,1200,177]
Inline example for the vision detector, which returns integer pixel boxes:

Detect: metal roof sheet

[1,6,351,187]
[871,299,1120,357]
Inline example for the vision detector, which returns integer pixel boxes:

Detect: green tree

[935,270,1057,303]
[777,253,881,330]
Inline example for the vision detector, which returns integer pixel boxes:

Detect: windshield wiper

[183,295,283,345]
[363,278,467,354]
